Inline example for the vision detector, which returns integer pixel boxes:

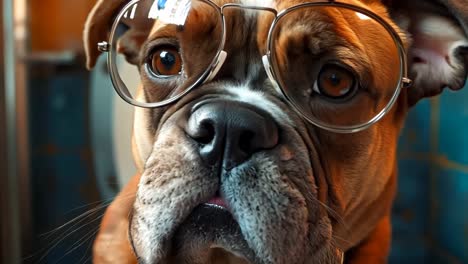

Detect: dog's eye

[314,64,357,100]
[148,46,182,77]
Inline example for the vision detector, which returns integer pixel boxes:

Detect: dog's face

[84,0,468,263]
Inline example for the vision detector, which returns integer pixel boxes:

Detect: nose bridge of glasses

[202,4,278,84]
[219,3,277,45]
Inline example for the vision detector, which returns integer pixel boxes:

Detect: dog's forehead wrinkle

[224,41,267,87]
[222,10,264,85]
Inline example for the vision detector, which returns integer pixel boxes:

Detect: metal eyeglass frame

[98,0,413,134]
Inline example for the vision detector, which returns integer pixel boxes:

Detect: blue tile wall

[392,82,468,264]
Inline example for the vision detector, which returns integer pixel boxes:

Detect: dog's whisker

[311,196,351,235]
[331,234,353,247]
[77,234,95,264]
[41,193,135,240]
[59,196,120,216]
[28,194,138,263]
[46,215,97,249]
[40,203,109,240]
[37,213,105,263]
[328,235,351,262]
[79,254,93,264]
[46,193,135,242]
[22,211,102,263]
[53,226,101,264]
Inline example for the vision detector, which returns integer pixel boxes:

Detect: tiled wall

[391,86,468,263]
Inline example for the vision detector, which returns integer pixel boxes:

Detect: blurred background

[0,0,467,263]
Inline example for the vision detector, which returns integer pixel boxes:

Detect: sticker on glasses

[149,0,192,25]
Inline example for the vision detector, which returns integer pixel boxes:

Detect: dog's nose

[186,101,279,170]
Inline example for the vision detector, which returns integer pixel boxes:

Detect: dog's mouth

[205,192,229,209]
[169,199,257,264]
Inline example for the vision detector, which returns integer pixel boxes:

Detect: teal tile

[438,84,468,165]
[430,168,468,262]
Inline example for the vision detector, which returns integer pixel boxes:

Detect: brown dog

[84,0,468,263]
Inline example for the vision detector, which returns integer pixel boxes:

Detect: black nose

[186,100,279,170]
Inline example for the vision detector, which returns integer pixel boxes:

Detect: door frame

[1,0,30,262]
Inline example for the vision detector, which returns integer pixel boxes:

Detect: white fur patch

[225,86,294,126]
[240,0,274,8]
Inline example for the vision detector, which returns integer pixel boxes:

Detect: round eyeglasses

[98,0,412,133]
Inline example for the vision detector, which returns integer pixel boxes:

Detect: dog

[83,0,468,263]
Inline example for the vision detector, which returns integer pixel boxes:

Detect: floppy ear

[84,0,125,69]
[84,0,153,69]
[387,0,468,106]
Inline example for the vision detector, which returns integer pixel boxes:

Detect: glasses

[98,0,412,133]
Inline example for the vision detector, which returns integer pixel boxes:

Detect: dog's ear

[386,0,468,106]
[84,0,152,70]
[84,0,124,69]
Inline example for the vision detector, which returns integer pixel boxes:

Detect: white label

[151,0,192,26]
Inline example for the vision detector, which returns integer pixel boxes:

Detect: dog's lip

[205,194,229,209]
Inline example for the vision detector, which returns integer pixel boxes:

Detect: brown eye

[315,64,357,100]
[148,47,182,77]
